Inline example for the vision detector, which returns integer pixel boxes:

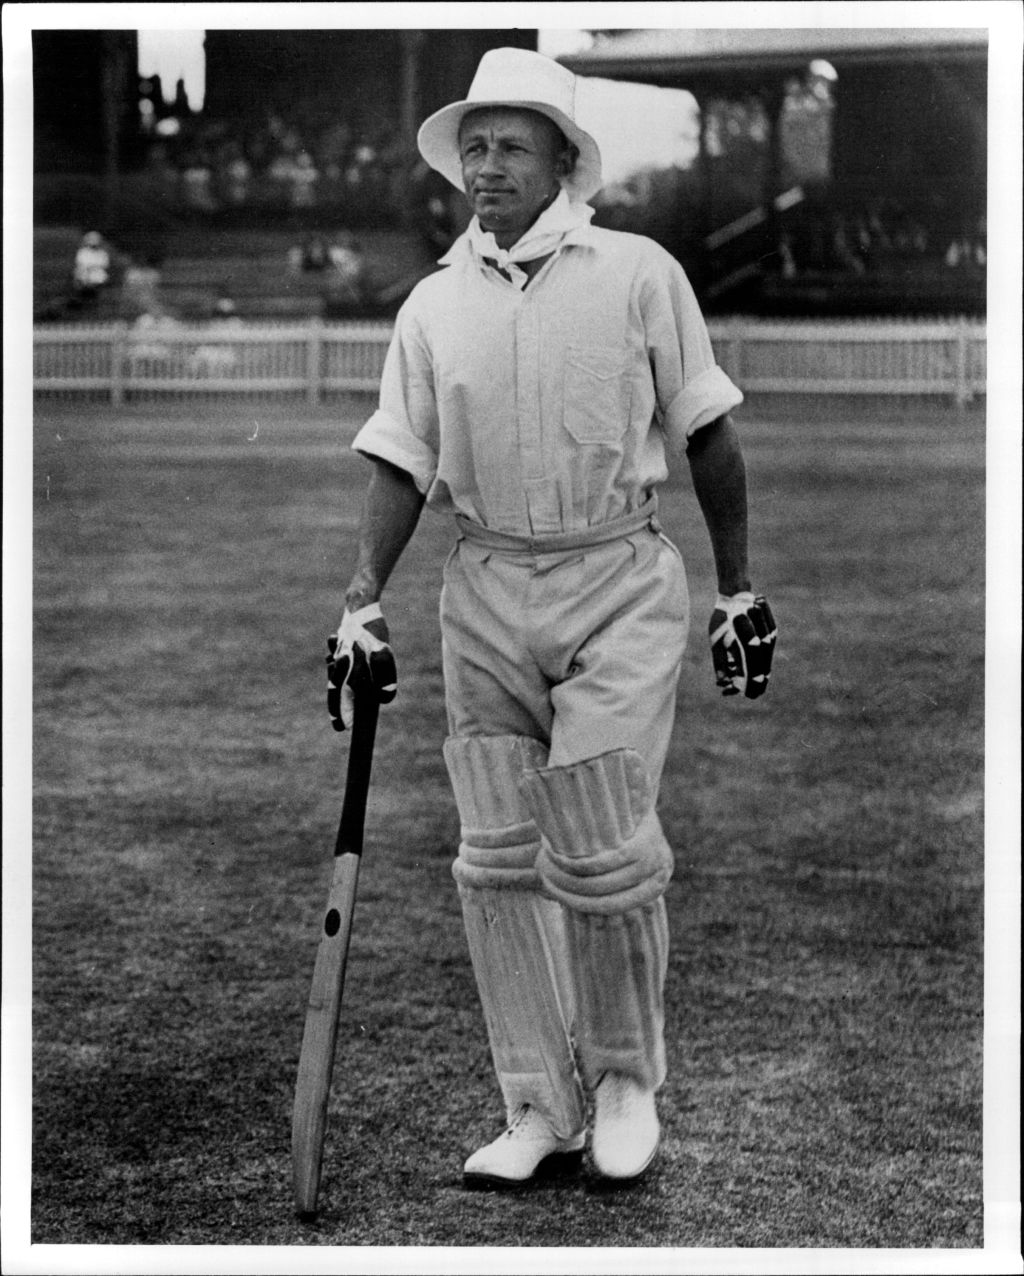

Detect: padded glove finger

[326,643,351,732]
[743,597,777,698]
[367,645,398,705]
[709,592,778,699]
[710,628,743,695]
[326,603,397,731]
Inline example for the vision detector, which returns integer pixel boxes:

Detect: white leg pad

[444,734,549,891]
[444,735,585,1139]
[458,889,585,1138]
[566,897,670,1091]
[521,749,674,915]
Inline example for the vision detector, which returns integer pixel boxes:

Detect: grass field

[26,395,986,1250]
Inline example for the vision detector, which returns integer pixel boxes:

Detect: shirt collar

[439,196,598,268]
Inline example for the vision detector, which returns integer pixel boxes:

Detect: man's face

[458,108,569,248]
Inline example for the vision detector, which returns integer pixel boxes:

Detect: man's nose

[477,145,506,176]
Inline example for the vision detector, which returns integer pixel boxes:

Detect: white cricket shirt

[351,223,742,536]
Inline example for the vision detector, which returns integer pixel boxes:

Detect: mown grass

[30,396,984,1248]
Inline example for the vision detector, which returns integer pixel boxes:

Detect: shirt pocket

[562,345,632,445]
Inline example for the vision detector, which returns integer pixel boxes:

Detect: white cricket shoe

[591,1072,660,1183]
[463,1104,585,1190]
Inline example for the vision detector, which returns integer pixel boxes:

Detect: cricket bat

[292,682,380,1217]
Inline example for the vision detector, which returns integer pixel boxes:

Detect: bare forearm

[686,414,752,597]
[344,458,425,609]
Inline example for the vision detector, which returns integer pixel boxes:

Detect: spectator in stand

[212,291,241,323]
[143,142,180,201]
[374,125,408,220]
[289,234,332,274]
[220,144,253,208]
[865,203,893,256]
[973,216,986,266]
[410,156,459,253]
[889,206,916,256]
[267,148,298,211]
[852,212,874,265]
[279,121,305,159]
[943,240,965,269]
[265,112,288,149]
[944,221,985,270]
[317,120,353,183]
[829,214,865,276]
[327,233,367,305]
[289,151,320,210]
[120,252,165,319]
[777,231,797,280]
[181,152,218,214]
[72,231,112,305]
[245,127,272,180]
[344,137,378,210]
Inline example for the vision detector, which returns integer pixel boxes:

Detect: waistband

[455,496,661,555]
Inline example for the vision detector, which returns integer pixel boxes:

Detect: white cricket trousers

[439,507,690,1137]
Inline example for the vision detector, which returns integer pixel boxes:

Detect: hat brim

[417,99,603,203]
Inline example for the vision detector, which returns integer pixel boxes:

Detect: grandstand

[33,28,986,322]
[32,30,526,324]
[562,28,987,315]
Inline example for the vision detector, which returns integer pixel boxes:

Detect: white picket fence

[33,316,986,405]
[710,317,985,403]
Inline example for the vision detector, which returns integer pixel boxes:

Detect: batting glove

[326,603,397,731]
[708,592,777,699]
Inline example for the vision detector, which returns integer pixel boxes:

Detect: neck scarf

[466,188,594,289]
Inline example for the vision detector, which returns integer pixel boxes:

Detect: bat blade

[291,851,362,1216]
[292,687,379,1218]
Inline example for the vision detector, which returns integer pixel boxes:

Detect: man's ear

[557,143,580,180]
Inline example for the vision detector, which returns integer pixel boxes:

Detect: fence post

[729,318,744,384]
[307,318,323,405]
[711,321,739,384]
[110,322,127,406]
[954,318,971,407]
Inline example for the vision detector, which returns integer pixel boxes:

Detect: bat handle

[335,684,380,858]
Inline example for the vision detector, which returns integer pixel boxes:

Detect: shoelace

[502,1105,533,1138]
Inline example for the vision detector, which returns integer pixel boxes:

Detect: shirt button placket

[516,303,543,482]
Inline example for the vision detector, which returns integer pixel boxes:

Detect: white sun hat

[417,47,603,203]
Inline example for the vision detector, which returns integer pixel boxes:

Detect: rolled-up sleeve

[352,303,439,494]
[642,249,743,448]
